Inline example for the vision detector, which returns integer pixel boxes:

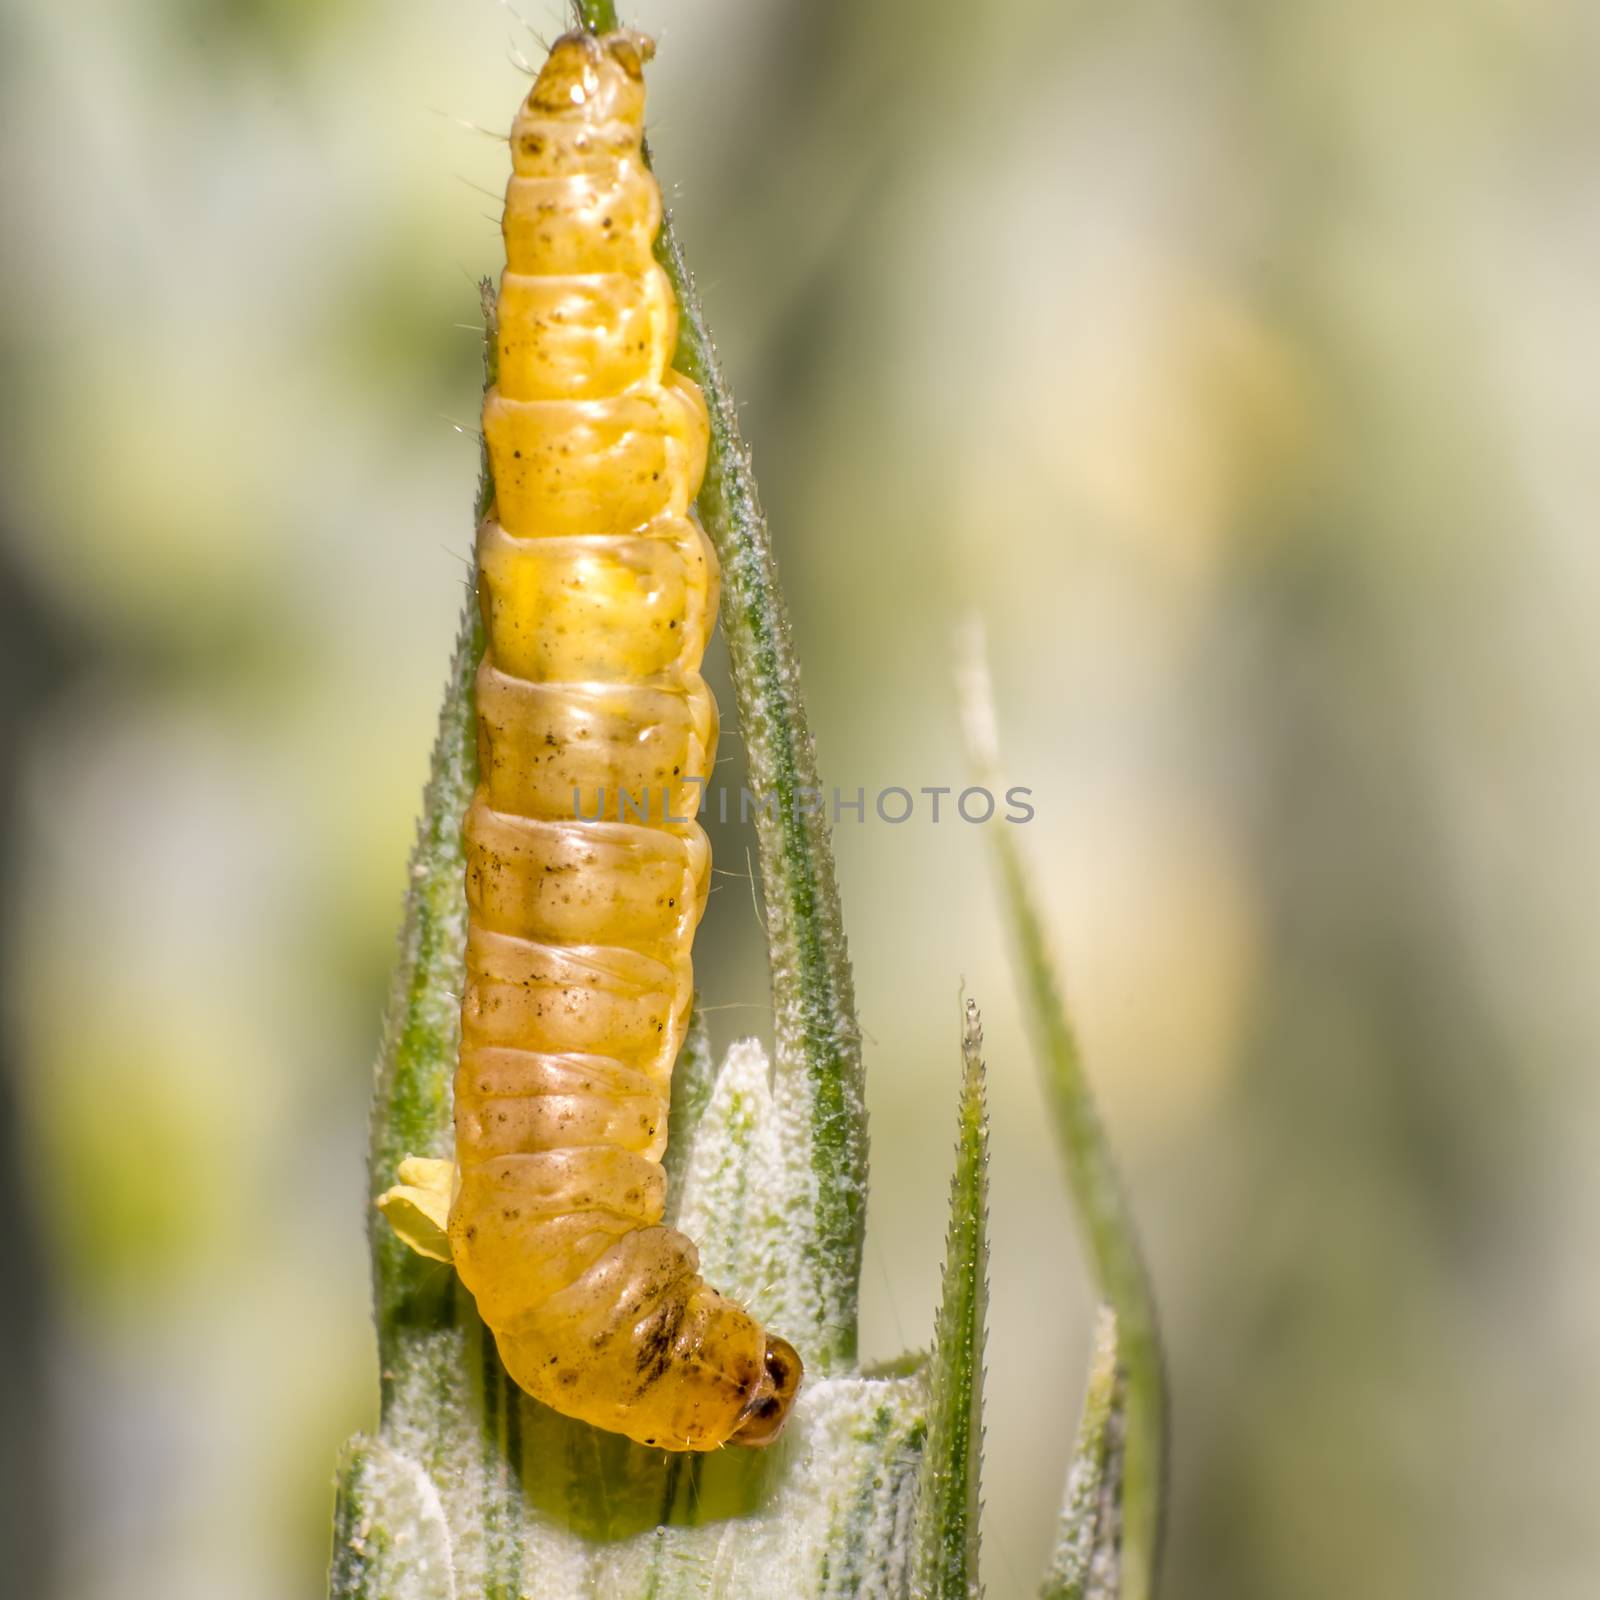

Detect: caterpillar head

[729,1334,803,1447]
[528,27,655,125]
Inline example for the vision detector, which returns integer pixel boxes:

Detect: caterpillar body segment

[378,28,800,1453]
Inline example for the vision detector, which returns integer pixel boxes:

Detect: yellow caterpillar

[379,27,801,1452]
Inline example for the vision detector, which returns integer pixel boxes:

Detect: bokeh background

[3,0,1598,1595]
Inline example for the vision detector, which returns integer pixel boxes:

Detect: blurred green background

[2,0,1598,1595]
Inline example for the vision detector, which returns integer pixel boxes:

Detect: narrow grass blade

[958,624,1167,1600]
[912,1000,991,1600]
[1041,1307,1127,1600]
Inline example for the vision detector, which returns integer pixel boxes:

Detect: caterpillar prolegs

[378,28,802,1451]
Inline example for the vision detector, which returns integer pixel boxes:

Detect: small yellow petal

[377,1157,455,1263]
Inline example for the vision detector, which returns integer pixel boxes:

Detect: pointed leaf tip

[913,999,991,1599]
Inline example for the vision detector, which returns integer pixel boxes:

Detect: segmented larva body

[450,28,800,1451]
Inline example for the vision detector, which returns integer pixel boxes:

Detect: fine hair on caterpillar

[378,25,802,1453]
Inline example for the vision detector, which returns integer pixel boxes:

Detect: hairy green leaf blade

[1041,1307,1126,1600]
[368,595,478,1371]
[674,1040,784,1314]
[369,281,497,1367]
[661,1002,715,1226]
[913,1000,991,1600]
[658,210,866,1372]
[330,1437,458,1600]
